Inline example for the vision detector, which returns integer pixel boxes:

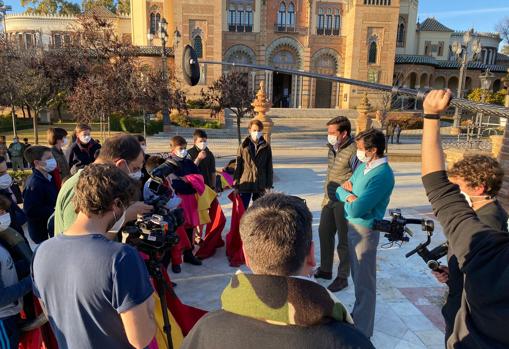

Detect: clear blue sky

[4,0,509,38]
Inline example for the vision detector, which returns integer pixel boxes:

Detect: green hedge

[0,116,33,133]
[109,114,163,135]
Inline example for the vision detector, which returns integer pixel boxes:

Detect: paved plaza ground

[146,136,449,349]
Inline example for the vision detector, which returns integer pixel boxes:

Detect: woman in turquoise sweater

[335,128,394,338]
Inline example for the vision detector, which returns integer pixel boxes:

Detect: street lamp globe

[452,42,462,57]
[471,39,482,58]
[147,33,154,44]
[463,29,474,45]
[173,28,181,48]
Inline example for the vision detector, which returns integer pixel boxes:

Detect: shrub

[187,99,208,109]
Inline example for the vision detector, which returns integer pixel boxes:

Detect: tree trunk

[236,113,242,145]
[33,111,39,144]
[57,103,63,122]
[26,105,32,120]
[21,105,26,119]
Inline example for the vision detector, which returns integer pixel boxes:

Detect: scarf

[221,272,353,327]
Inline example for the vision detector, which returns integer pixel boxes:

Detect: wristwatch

[423,114,440,120]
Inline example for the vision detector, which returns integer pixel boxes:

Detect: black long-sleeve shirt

[423,171,509,349]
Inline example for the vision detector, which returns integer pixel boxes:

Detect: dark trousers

[386,135,394,144]
[0,315,20,349]
[240,192,262,210]
[318,201,350,279]
[184,228,195,256]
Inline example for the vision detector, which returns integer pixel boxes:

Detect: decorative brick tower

[252,81,273,143]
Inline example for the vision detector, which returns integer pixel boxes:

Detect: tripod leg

[155,269,174,349]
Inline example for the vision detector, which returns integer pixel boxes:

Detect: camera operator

[432,155,508,343]
[54,134,152,236]
[32,164,156,349]
[422,89,509,348]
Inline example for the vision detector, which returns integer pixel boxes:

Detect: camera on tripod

[373,209,448,271]
[124,158,185,259]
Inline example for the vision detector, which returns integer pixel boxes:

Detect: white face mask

[460,191,490,208]
[328,135,338,146]
[79,135,91,144]
[62,137,69,146]
[44,158,58,172]
[196,142,207,150]
[0,174,12,189]
[129,170,143,181]
[251,131,262,141]
[356,150,372,163]
[0,213,11,232]
[177,149,188,158]
[141,145,147,153]
[108,205,126,235]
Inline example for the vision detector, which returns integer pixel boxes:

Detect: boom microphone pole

[181,45,509,119]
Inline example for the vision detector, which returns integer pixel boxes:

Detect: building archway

[266,37,303,107]
[420,73,428,88]
[434,76,446,89]
[465,76,473,93]
[448,76,459,94]
[311,48,340,108]
[224,44,256,90]
[493,79,502,92]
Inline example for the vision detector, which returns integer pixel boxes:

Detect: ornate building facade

[5,0,508,109]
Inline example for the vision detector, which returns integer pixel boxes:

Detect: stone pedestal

[356,93,372,134]
[252,81,274,143]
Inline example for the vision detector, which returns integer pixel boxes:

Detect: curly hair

[448,155,504,196]
[73,164,137,217]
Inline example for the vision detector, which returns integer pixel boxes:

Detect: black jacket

[168,154,200,195]
[188,146,216,189]
[442,200,508,340]
[233,136,273,193]
[182,310,374,349]
[68,140,101,173]
[23,169,57,244]
[423,171,509,348]
[0,187,26,235]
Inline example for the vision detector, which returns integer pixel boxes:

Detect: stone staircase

[154,108,359,140]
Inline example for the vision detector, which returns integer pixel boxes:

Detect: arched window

[237,6,244,27]
[150,13,156,34]
[317,8,324,34]
[333,9,340,35]
[194,35,203,58]
[156,13,161,32]
[397,22,405,45]
[287,2,295,28]
[245,6,253,32]
[368,41,377,64]
[278,3,286,27]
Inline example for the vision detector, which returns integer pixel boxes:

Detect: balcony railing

[316,28,341,36]
[228,25,253,33]
[274,24,303,33]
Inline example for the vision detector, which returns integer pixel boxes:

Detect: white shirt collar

[364,157,388,174]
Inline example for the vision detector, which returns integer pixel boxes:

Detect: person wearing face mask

[233,119,273,210]
[431,154,508,344]
[22,146,58,244]
[335,128,394,338]
[315,116,359,293]
[0,157,26,235]
[68,123,101,174]
[168,136,203,268]
[48,127,71,183]
[53,134,152,237]
[136,135,151,185]
[188,129,216,190]
[32,164,156,349]
[8,137,25,171]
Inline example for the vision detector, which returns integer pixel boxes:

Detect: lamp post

[450,29,482,134]
[159,18,170,132]
[173,28,181,49]
[474,69,495,140]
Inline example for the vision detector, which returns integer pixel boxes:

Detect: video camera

[373,209,448,271]
[124,158,183,260]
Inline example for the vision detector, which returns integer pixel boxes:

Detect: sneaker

[171,264,181,273]
[327,277,348,292]
[183,252,203,266]
[314,268,333,280]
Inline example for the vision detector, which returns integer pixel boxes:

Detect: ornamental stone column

[356,93,373,134]
[252,81,274,143]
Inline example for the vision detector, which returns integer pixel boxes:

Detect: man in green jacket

[8,137,24,171]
